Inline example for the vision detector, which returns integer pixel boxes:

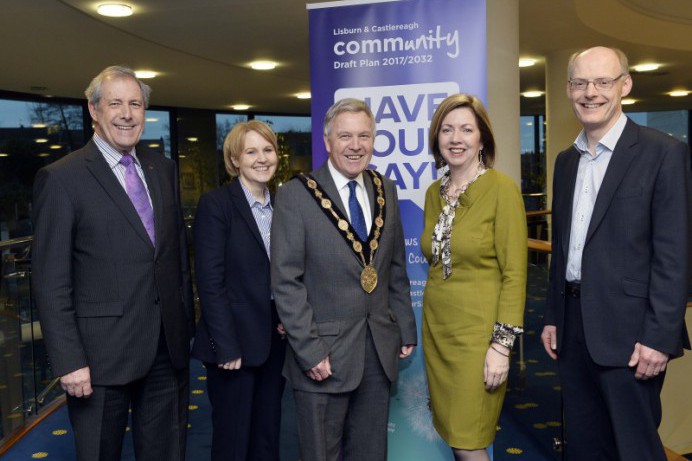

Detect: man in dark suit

[32,66,194,461]
[541,47,690,460]
[271,98,417,461]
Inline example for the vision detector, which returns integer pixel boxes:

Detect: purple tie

[119,153,156,245]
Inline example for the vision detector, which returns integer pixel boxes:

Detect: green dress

[421,169,527,448]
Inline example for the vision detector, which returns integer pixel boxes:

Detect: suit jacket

[271,164,417,393]
[191,179,276,366]
[32,139,194,385]
[546,119,691,366]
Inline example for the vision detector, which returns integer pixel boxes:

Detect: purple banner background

[307,0,488,458]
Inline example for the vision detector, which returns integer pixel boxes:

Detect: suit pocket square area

[317,321,340,336]
[614,186,643,199]
[622,278,649,298]
[75,301,124,317]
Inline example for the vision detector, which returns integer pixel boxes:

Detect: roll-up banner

[307,0,489,458]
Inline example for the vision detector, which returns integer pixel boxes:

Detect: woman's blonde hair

[222,120,278,178]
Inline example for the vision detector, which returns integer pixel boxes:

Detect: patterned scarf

[431,166,486,279]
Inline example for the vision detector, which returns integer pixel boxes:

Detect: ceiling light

[295,92,311,100]
[32,123,47,129]
[49,145,62,150]
[135,70,158,79]
[148,143,160,148]
[0,153,9,157]
[621,98,636,105]
[37,153,51,157]
[146,117,159,122]
[97,3,133,17]
[521,91,544,98]
[518,58,536,68]
[231,104,250,111]
[35,138,48,143]
[632,63,660,72]
[179,155,187,159]
[186,137,198,142]
[249,61,277,71]
[668,90,690,97]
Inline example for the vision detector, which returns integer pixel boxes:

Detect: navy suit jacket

[191,179,275,366]
[546,119,691,366]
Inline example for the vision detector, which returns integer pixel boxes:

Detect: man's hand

[219,358,242,370]
[541,325,558,360]
[60,366,93,398]
[399,344,414,358]
[306,356,332,382]
[628,342,669,380]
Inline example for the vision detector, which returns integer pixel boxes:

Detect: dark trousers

[66,332,189,461]
[293,328,391,461]
[559,295,666,461]
[205,326,286,461]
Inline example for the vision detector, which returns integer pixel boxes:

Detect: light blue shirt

[239,179,273,259]
[566,113,628,282]
[93,133,153,207]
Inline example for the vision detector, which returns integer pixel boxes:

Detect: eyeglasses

[568,73,625,91]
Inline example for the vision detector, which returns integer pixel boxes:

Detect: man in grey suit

[541,47,690,460]
[32,66,194,460]
[271,98,417,461]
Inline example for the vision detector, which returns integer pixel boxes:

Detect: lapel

[585,119,639,245]
[313,164,345,216]
[312,164,376,221]
[83,140,154,249]
[363,171,376,220]
[228,179,268,260]
[139,150,163,255]
[560,148,580,259]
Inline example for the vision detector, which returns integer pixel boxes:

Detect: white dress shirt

[327,160,372,234]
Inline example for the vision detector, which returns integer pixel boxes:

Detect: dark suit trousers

[66,331,189,461]
[205,326,286,461]
[293,328,391,461]
[559,295,666,461]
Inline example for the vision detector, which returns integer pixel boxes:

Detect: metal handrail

[0,235,32,251]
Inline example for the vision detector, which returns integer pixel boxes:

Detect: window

[0,98,85,238]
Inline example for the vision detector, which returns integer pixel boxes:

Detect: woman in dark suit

[191,120,286,461]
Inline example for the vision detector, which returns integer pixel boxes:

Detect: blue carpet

[2,262,561,460]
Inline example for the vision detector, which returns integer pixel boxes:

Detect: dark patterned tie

[348,180,367,241]
[119,153,156,245]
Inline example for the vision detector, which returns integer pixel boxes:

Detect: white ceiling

[1,0,691,114]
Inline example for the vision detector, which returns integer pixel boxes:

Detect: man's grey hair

[567,46,630,79]
[84,65,152,107]
[323,98,376,137]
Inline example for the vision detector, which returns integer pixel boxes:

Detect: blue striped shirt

[93,133,153,207]
[238,179,272,259]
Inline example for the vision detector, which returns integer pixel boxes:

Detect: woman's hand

[219,358,242,370]
[484,344,510,391]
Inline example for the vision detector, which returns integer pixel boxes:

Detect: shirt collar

[93,133,140,170]
[327,159,365,192]
[573,113,628,156]
[238,178,271,209]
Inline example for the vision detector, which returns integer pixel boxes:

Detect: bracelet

[490,344,509,357]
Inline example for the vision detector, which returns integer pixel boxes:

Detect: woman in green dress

[421,94,527,461]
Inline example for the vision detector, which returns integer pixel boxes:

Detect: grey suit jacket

[545,119,690,365]
[32,139,194,385]
[271,164,417,393]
